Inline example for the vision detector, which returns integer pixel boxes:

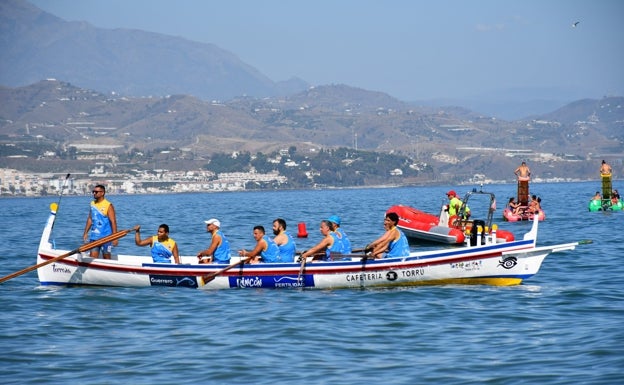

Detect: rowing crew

[137,212,410,265]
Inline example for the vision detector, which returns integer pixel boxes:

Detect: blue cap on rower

[327,215,341,225]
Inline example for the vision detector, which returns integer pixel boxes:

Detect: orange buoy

[297,222,308,238]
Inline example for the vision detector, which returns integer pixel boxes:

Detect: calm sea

[1,181,622,385]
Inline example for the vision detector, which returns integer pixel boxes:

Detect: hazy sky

[30,0,624,101]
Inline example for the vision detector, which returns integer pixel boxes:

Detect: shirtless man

[514,161,531,179]
[600,160,612,176]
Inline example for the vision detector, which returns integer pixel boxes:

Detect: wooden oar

[201,256,252,284]
[0,226,138,284]
[297,254,307,283]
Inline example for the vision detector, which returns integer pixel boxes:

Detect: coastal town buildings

[0,168,287,196]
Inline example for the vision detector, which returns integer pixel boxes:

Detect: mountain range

[0,0,600,120]
[0,0,622,183]
[0,0,309,102]
[1,79,622,182]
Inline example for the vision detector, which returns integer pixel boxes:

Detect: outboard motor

[470,220,486,246]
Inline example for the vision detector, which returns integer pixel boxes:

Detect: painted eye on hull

[498,256,518,269]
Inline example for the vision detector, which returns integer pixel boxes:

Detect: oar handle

[202,256,252,284]
[0,226,138,284]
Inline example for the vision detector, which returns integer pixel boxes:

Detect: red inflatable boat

[388,190,515,245]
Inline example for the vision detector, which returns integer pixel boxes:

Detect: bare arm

[273,233,287,246]
[367,231,391,251]
[172,243,180,264]
[108,204,119,246]
[134,226,153,247]
[302,236,331,259]
[83,210,92,241]
[197,233,221,258]
[239,239,266,264]
[371,230,395,257]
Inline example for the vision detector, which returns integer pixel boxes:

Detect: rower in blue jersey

[272,218,296,262]
[365,212,410,259]
[197,218,231,264]
[238,225,281,263]
[135,224,180,264]
[301,220,343,262]
[328,215,352,254]
[83,184,118,259]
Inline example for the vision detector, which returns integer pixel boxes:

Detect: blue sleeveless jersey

[212,230,231,264]
[151,236,175,263]
[260,235,280,263]
[88,199,112,241]
[277,232,296,262]
[336,228,352,254]
[324,232,343,261]
[386,228,410,258]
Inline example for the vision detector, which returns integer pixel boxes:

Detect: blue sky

[30,0,624,102]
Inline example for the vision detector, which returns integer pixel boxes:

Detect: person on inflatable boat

[446,190,463,216]
[507,197,522,215]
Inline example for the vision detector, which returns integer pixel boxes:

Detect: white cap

[204,218,221,227]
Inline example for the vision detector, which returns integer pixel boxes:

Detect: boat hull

[37,241,556,289]
[34,204,577,290]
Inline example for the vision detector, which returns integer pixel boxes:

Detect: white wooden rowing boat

[36,204,577,290]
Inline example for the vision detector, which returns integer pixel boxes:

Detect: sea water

[0,181,622,384]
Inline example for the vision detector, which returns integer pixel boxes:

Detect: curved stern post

[39,203,58,252]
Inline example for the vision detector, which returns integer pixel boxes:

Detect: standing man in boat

[135,224,180,264]
[446,190,462,216]
[300,220,343,261]
[197,218,231,264]
[600,160,612,176]
[365,212,410,259]
[328,215,352,254]
[514,161,531,180]
[83,184,118,259]
[239,225,280,263]
[272,218,297,262]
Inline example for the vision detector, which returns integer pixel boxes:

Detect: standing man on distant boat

[272,218,296,262]
[83,184,118,259]
[514,161,531,180]
[446,190,463,217]
[197,218,231,264]
[600,160,612,176]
